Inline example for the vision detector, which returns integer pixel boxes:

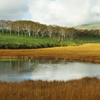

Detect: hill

[75,24,100,30]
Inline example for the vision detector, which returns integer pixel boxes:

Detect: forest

[0,20,100,38]
[0,20,76,40]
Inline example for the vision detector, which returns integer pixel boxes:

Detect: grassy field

[0,33,100,63]
[0,77,100,100]
[0,43,100,63]
[0,33,60,49]
[0,33,100,49]
[0,33,80,49]
[75,24,100,30]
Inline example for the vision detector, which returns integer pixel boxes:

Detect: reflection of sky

[0,73,32,82]
[30,62,100,81]
[0,61,100,82]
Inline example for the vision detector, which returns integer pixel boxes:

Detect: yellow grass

[0,77,100,100]
[0,43,100,63]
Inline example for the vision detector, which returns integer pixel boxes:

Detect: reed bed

[0,77,100,100]
[0,43,100,63]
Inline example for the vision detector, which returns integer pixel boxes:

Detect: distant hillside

[75,24,100,30]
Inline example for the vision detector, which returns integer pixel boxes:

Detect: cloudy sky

[0,0,100,27]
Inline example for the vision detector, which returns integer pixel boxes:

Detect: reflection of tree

[0,59,68,75]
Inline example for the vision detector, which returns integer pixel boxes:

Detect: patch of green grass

[0,33,60,49]
[60,40,78,46]
[0,33,100,49]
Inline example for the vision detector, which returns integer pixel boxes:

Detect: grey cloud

[0,0,30,20]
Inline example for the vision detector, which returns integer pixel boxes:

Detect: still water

[0,60,100,82]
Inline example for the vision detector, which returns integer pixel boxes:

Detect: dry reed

[0,43,100,63]
[0,77,100,100]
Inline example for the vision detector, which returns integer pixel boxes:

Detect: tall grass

[0,43,100,63]
[0,77,100,100]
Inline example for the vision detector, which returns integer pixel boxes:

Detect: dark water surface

[0,60,100,82]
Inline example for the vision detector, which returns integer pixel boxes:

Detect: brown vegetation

[0,43,100,63]
[0,77,100,100]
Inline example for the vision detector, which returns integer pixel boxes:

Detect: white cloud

[0,0,30,20]
[1,0,100,26]
[29,0,100,27]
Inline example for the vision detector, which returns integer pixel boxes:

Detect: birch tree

[0,20,7,33]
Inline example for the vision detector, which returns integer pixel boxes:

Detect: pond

[0,59,100,82]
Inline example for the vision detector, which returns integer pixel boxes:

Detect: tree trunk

[10,29,11,35]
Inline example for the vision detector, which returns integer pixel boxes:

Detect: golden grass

[0,43,100,63]
[0,77,100,100]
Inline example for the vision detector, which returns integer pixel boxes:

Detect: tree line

[77,29,100,37]
[0,20,100,41]
[0,20,77,41]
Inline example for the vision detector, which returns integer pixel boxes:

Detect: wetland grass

[0,77,100,100]
[0,43,100,63]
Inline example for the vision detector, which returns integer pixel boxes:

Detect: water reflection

[0,60,100,82]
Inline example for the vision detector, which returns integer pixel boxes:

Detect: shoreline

[0,43,100,64]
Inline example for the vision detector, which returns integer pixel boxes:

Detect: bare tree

[0,20,7,33]
[47,25,54,38]
[6,20,13,35]
[33,23,41,37]
[40,24,48,37]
